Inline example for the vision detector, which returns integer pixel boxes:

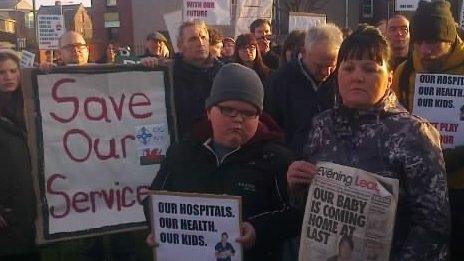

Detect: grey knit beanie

[205,63,264,110]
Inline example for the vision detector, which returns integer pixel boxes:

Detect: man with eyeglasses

[265,23,343,157]
[386,15,410,70]
[39,31,89,70]
[250,19,279,70]
[144,63,299,260]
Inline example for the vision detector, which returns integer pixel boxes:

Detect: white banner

[299,162,399,261]
[35,69,171,239]
[183,0,231,25]
[150,191,243,261]
[412,73,464,149]
[38,15,65,50]
[288,12,326,33]
[395,0,431,11]
[164,10,183,53]
[235,0,273,36]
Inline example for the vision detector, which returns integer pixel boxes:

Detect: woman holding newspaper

[287,25,450,260]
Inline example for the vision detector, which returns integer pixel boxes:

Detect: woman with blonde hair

[0,50,38,259]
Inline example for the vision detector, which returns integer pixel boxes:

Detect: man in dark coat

[141,20,223,140]
[265,23,343,157]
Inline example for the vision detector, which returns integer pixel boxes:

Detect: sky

[34,0,91,7]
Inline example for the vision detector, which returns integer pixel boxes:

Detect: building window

[104,12,120,28]
[362,0,374,18]
[107,27,119,40]
[25,12,35,28]
[107,0,117,6]
[0,19,16,34]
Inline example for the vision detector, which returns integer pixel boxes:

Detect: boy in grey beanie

[144,63,299,261]
[206,63,264,111]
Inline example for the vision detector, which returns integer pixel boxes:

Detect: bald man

[39,31,89,70]
[59,31,89,65]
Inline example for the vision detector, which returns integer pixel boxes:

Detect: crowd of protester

[1,0,463,260]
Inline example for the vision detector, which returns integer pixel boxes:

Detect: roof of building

[38,3,83,15]
[0,0,32,11]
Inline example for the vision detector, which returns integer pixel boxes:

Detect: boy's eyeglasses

[216,105,259,119]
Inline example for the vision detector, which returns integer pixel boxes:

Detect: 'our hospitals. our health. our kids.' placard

[413,73,464,149]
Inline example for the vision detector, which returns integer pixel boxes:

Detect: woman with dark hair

[234,34,271,83]
[96,42,118,64]
[280,30,306,66]
[287,25,450,260]
[0,50,38,259]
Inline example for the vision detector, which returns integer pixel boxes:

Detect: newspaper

[299,162,399,261]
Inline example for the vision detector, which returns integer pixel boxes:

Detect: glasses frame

[216,105,260,119]
[62,43,88,52]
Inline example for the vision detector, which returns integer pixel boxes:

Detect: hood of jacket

[412,36,464,73]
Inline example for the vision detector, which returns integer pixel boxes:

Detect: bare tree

[281,0,329,12]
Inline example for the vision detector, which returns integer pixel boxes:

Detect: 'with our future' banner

[149,191,243,260]
[413,73,464,149]
[22,66,175,242]
[183,0,231,25]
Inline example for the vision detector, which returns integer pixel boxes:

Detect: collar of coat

[333,91,409,137]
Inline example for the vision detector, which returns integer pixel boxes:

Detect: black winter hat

[411,0,457,43]
[205,63,264,110]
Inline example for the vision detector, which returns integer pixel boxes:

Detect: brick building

[0,0,35,50]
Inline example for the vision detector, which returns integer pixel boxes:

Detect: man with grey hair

[265,23,343,156]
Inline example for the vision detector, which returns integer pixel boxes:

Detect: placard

[183,0,231,25]
[395,0,431,11]
[288,12,326,32]
[412,73,464,149]
[149,191,243,261]
[21,65,176,242]
[164,10,183,53]
[235,0,273,36]
[20,50,35,68]
[38,15,65,50]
